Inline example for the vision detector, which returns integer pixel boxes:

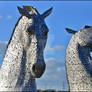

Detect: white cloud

[0,15,12,19]
[37,57,69,91]
[0,41,7,56]
[45,57,65,68]
[47,34,55,46]
[45,57,56,62]
[57,67,62,72]
[45,45,66,52]
[7,15,12,19]
[0,41,8,44]
[0,16,2,19]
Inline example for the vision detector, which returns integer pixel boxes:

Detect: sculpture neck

[0,17,36,91]
[66,33,92,91]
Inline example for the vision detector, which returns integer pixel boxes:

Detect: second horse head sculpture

[66,26,92,91]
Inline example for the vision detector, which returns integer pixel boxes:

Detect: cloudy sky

[0,1,92,91]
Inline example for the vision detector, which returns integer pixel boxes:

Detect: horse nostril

[32,62,46,77]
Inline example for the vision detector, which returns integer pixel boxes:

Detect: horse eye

[27,26,34,35]
[27,30,33,35]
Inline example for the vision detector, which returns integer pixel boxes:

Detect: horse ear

[17,6,32,18]
[41,7,53,19]
[23,6,40,15]
[65,28,77,34]
[23,6,33,12]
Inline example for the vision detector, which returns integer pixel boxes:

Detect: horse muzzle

[31,60,46,78]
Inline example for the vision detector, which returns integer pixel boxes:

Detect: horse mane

[7,16,22,47]
[3,16,23,59]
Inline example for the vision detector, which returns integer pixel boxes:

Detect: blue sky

[0,1,92,91]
